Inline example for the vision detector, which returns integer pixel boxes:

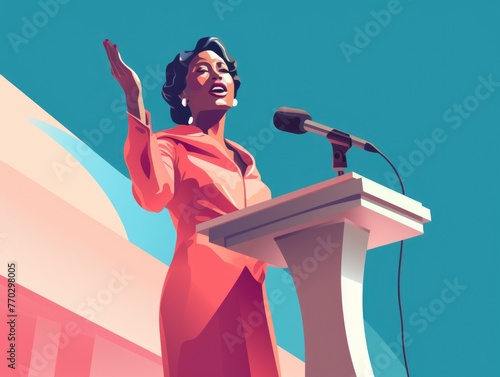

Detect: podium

[196,172,431,377]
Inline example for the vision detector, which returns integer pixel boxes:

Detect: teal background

[2,0,499,376]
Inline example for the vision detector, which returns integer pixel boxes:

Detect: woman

[103,37,281,377]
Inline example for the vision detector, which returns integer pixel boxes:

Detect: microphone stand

[327,129,352,176]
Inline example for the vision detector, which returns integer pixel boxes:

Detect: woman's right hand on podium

[103,39,145,121]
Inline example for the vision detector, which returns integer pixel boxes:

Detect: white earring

[188,116,193,125]
[233,98,238,107]
[181,98,188,107]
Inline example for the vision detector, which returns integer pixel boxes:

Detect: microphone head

[273,107,311,134]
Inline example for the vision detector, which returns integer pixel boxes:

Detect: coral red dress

[124,110,281,377]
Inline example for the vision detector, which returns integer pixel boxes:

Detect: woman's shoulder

[153,125,207,158]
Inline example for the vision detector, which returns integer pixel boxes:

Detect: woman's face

[180,50,236,116]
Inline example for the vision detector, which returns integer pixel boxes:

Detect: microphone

[273,107,378,153]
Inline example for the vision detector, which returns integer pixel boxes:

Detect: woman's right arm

[124,110,176,212]
[103,39,176,212]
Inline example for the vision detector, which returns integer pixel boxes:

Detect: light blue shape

[365,321,407,376]
[30,118,177,265]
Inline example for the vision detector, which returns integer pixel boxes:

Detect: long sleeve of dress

[124,110,176,212]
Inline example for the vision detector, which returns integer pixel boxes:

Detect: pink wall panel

[29,318,61,377]
[0,276,163,377]
[89,336,163,377]
[54,333,95,377]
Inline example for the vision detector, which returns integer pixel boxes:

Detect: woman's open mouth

[209,82,228,97]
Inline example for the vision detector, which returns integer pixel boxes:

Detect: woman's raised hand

[103,39,145,121]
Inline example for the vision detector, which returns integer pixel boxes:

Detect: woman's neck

[192,110,227,147]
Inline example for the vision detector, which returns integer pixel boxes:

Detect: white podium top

[196,172,431,268]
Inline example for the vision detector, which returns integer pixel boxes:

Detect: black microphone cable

[365,142,410,377]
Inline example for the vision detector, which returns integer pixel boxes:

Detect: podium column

[274,221,372,377]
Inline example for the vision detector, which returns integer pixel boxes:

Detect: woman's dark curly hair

[162,37,241,125]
